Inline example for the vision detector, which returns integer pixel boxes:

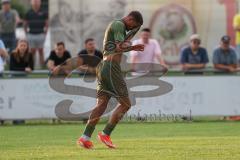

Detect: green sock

[83,124,95,138]
[103,123,116,136]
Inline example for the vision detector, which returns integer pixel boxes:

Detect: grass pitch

[0,122,240,160]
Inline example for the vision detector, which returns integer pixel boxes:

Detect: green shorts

[96,61,129,98]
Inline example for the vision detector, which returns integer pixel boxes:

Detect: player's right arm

[112,21,144,53]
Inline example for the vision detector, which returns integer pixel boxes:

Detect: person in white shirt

[0,39,8,77]
[130,28,167,74]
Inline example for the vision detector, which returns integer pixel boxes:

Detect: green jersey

[103,20,126,56]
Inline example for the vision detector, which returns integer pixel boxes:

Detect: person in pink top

[130,28,167,74]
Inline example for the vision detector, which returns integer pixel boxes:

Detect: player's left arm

[116,41,144,53]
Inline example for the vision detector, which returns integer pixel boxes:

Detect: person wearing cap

[0,0,20,53]
[180,34,209,72]
[213,36,239,73]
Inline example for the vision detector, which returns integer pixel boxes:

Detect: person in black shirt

[10,39,34,73]
[47,42,71,75]
[79,38,103,59]
[9,40,31,125]
[24,0,48,67]
[78,38,103,72]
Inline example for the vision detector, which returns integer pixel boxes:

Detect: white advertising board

[0,76,240,120]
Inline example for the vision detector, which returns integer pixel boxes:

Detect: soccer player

[77,11,144,149]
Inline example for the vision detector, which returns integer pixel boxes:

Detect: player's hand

[132,44,144,51]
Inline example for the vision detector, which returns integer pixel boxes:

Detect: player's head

[85,38,96,52]
[140,28,151,42]
[55,42,66,56]
[124,11,143,30]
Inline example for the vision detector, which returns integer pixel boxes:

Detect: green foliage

[12,0,28,18]
[0,0,29,18]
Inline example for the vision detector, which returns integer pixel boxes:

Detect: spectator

[24,0,48,67]
[180,34,209,72]
[79,38,103,60]
[10,39,34,74]
[9,40,30,125]
[78,38,103,72]
[0,39,7,77]
[130,28,167,73]
[47,42,71,75]
[213,35,239,73]
[0,0,20,53]
[233,13,240,63]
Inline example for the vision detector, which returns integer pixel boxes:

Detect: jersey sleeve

[111,21,125,42]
